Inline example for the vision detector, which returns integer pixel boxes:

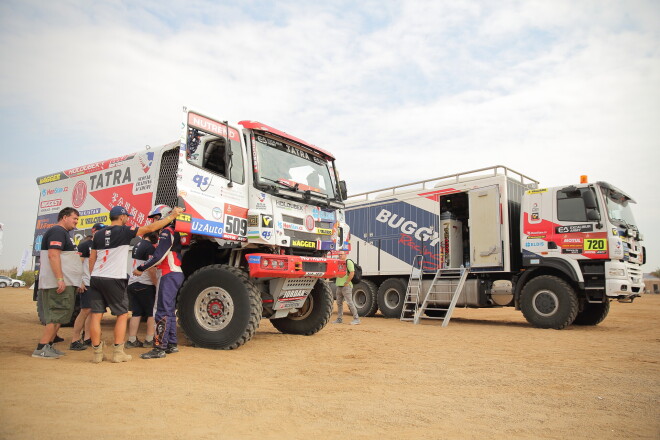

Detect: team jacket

[137,226,182,276]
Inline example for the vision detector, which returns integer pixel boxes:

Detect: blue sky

[0,0,658,271]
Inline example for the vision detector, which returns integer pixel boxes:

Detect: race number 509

[224,215,247,237]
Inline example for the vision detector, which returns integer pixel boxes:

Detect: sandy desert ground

[0,287,658,439]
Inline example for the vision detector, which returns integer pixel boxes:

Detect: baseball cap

[110,206,133,217]
[91,223,106,232]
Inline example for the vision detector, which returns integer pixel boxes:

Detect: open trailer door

[468,185,503,268]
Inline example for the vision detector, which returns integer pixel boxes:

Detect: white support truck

[33,107,351,349]
[344,166,645,329]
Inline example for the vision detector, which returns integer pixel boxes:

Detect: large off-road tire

[520,275,578,329]
[178,264,262,350]
[573,300,610,326]
[352,279,378,317]
[270,278,333,335]
[36,289,80,327]
[377,278,407,318]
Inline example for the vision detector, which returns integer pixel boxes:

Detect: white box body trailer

[344,166,645,329]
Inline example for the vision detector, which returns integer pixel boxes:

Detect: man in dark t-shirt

[88,205,183,363]
[125,232,158,348]
[69,223,105,351]
[32,207,82,359]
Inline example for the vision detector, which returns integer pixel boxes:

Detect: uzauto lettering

[375,209,440,245]
[191,220,224,236]
[89,168,132,190]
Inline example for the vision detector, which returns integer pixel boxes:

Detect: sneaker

[143,339,154,348]
[164,345,179,354]
[331,319,343,324]
[125,339,144,349]
[52,335,64,344]
[350,319,360,325]
[140,348,166,359]
[32,346,60,359]
[83,339,92,346]
[70,339,88,351]
[47,344,65,355]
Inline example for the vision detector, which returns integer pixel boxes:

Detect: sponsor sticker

[261,215,273,228]
[72,180,87,208]
[292,239,316,249]
[555,224,594,234]
[38,173,64,184]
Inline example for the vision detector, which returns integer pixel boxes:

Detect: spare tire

[270,279,333,335]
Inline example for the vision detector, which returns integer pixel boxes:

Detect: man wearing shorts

[33,207,83,359]
[70,222,105,350]
[88,205,183,363]
[125,232,158,348]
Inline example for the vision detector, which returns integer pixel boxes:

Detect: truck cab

[522,180,645,300]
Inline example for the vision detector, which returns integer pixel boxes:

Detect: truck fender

[514,258,582,307]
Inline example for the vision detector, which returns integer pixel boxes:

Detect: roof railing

[346,165,539,203]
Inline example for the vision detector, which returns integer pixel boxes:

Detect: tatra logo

[89,168,132,190]
[292,240,316,248]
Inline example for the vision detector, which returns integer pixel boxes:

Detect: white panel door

[468,185,503,268]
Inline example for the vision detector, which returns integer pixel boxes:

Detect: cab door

[468,185,503,268]
[176,108,249,242]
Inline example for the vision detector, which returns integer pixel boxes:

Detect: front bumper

[605,261,644,298]
[246,254,346,279]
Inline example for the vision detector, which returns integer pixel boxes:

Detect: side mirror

[583,190,598,210]
[339,181,348,200]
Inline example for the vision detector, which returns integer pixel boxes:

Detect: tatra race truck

[344,166,645,329]
[33,107,350,349]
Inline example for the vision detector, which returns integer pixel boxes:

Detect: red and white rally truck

[34,107,350,349]
[344,166,645,329]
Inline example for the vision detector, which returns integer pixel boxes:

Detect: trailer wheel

[352,279,378,317]
[178,264,262,350]
[520,275,578,329]
[573,300,610,326]
[270,279,333,335]
[377,278,407,318]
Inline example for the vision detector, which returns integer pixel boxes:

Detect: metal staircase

[413,265,469,327]
[400,255,424,321]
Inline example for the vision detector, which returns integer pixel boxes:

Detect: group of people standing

[33,204,184,362]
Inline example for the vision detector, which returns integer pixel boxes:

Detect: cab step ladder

[400,255,424,321]
[413,266,469,327]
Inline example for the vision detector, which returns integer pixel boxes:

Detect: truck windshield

[602,187,638,228]
[254,134,337,199]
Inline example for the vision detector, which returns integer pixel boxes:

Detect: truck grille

[155,146,180,208]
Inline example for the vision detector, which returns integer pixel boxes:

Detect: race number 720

[584,239,607,250]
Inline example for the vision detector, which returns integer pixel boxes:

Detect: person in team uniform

[88,205,183,363]
[134,205,184,359]
[32,207,83,359]
[125,231,158,348]
[70,223,106,350]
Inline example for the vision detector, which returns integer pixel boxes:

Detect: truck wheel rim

[384,288,401,309]
[354,290,367,308]
[194,287,234,331]
[532,289,559,317]
[288,296,314,321]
